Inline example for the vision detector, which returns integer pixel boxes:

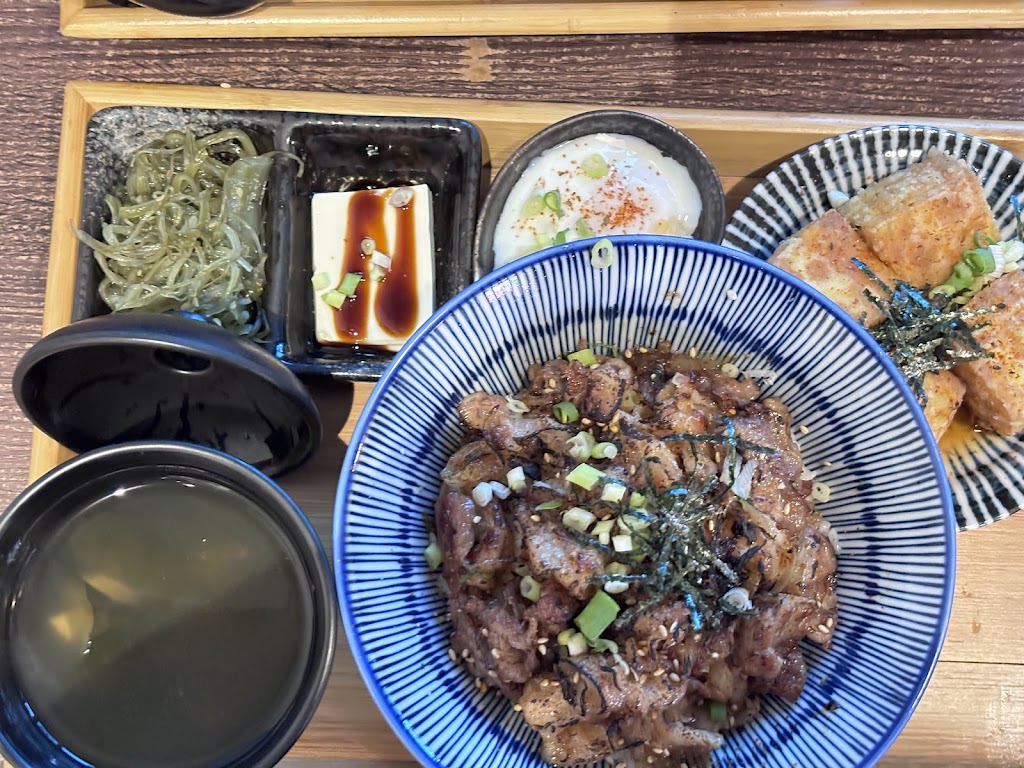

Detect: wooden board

[40,80,1024,766]
[59,0,1024,39]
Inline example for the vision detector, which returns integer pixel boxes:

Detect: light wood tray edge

[59,0,1024,39]
[36,78,1024,483]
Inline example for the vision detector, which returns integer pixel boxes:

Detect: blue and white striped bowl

[723,124,1024,530]
[334,236,955,768]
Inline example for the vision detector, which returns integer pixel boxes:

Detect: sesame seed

[628,464,636,474]
[711,652,720,659]
[689,346,698,358]
[472,515,482,524]
[659,624,669,638]
[488,670,498,678]
[539,679,550,687]
[823,460,833,467]
[481,628,489,637]
[639,347,649,353]
[647,756,656,764]
[543,452,553,463]
[461,649,469,659]
[827,617,834,628]
[491,648,501,658]
[547,378,557,389]
[624,350,633,359]
[650,373,657,380]
[513,704,523,712]
[639,673,648,684]
[610,424,620,433]
[615,763,627,768]
[581,418,593,426]
[537,637,549,645]
[636,648,647,657]
[538,645,548,655]
[818,624,830,633]
[799,424,810,434]
[573,672,580,683]
[670,621,679,633]
[673,658,680,669]
[726,288,739,301]
[693,634,702,642]
[448,648,457,662]
[669,672,681,682]
[530,514,541,522]
[653,668,665,677]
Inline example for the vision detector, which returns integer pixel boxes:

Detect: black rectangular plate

[74,105,486,380]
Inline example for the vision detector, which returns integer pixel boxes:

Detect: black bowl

[473,109,727,276]
[0,441,337,768]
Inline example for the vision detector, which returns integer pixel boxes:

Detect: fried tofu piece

[769,210,899,326]
[953,270,1024,435]
[921,371,966,441]
[838,152,998,289]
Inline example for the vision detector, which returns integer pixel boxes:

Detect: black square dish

[73,106,485,380]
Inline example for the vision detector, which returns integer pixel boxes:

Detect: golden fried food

[954,270,1024,435]
[921,371,967,440]
[769,210,899,326]
[838,152,998,289]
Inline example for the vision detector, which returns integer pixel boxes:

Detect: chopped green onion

[322,290,346,309]
[590,442,618,460]
[553,229,569,245]
[629,491,647,509]
[506,466,527,492]
[535,499,563,511]
[592,519,615,535]
[489,481,511,500]
[581,153,609,179]
[369,264,387,282]
[709,701,728,723]
[568,431,597,461]
[812,481,832,503]
[562,506,596,532]
[605,561,630,576]
[568,348,598,367]
[544,190,563,217]
[472,482,493,507]
[964,247,996,275]
[557,628,575,646]
[553,401,579,424]
[424,541,443,570]
[520,575,541,602]
[566,631,589,657]
[574,591,620,641]
[360,237,376,256]
[338,271,362,296]
[591,238,614,269]
[600,483,626,503]
[621,388,641,412]
[522,195,545,217]
[721,362,740,379]
[311,272,331,291]
[567,463,605,491]
[575,218,594,238]
[535,233,554,248]
[618,513,650,533]
[611,534,633,552]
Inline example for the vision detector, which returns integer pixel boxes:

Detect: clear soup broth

[8,472,313,768]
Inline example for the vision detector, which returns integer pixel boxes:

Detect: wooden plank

[59,0,1024,39]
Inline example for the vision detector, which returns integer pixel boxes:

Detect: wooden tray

[39,80,1024,766]
[59,0,1024,39]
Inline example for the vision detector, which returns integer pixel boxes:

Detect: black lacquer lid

[13,313,321,477]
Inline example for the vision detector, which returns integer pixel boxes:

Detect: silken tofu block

[312,185,434,351]
[954,270,1024,436]
[769,209,899,326]
[838,152,998,289]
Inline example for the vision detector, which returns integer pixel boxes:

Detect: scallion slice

[629,491,647,509]
[611,534,633,552]
[575,218,594,238]
[566,631,589,657]
[535,499,563,511]
[311,271,331,291]
[567,348,598,367]
[600,483,626,503]
[553,229,569,245]
[581,153,609,179]
[553,401,579,424]
[590,442,618,460]
[338,271,362,296]
[591,238,614,269]
[557,628,575,646]
[709,701,728,723]
[522,195,545,217]
[543,190,563,217]
[574,591,620,641]
[520,575,542,602]
[567,463,605,491]
[322,290,346,309]
[562,506,596,532]
[424,541,443,570]
[506,466,527,492]
[568,431,597,461]
[964,247,996,275]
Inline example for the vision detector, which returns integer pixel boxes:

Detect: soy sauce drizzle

[376,191,419,337]
[334,191,388,342]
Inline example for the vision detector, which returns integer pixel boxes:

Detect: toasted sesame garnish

[799,424,810,434]
[530,514,541,523]
[491,648,501,659]
[539,678,550,687]
[658,624,669,638]
[689,346,698,358]
[639,346,649,353]
[827,617,834,628]
[538,644,548,655]
[461,649,470,659]
[624,349,633,359]
[481,628,489,637]
[710,651,720,659]
[669,672,681,683]
[653,668,666,677]
[818,623,830,634]
[581,418,593,426]
[512,703,523,712]
[448,648,457,662]
[573,672,581,684]
[547,378,557,389]
[472,515,482,524]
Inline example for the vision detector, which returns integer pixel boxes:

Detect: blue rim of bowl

[334,234,957,768]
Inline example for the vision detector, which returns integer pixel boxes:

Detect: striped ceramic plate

[724,125,1024,530]
[335,236,954,768]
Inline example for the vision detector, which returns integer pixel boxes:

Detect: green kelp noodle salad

[77,128,297,337]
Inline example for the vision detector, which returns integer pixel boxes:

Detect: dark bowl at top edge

[472,109,727,278]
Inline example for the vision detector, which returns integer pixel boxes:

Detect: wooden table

[1,5,1024,766]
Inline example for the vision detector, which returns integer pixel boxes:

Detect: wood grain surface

[2,7,1024,768]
